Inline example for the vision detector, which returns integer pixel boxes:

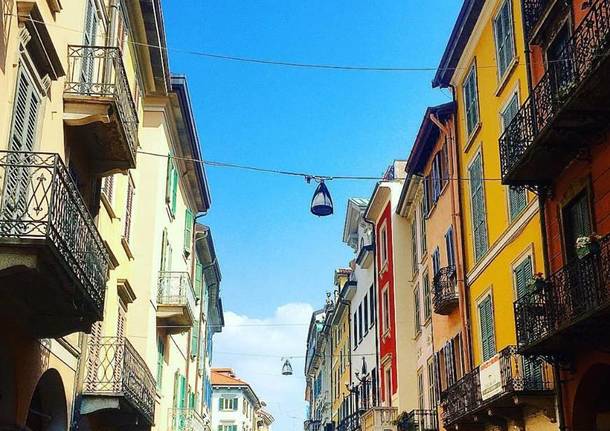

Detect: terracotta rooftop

[211,368,249,386]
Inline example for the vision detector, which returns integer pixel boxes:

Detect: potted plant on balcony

[527,272,546,292]
[576,234,602,259]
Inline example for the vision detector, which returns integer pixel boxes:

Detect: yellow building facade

[0,1,220,429]
[433,1,556,430]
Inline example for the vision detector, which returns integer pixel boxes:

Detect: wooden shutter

[514,256,533,299]
[165,156,173,204]
[171,166,179,215]
[123,174,134,243]
[184,208,194,254]
[156,336,164,389]
[508,187,527,220]
[191,320,200,359]
[479,296,496,361]
[563,191,593,259]
[81,0,98,84]
[4,67,42,223]
[194,259,203,300]
[469,154,488,261]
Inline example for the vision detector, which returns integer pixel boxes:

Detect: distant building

[211,368,269,431]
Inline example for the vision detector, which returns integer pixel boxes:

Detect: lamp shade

[282,359,293,376]
[310,181,333,216]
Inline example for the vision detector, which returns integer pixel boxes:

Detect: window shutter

[123,175,134,243]
[219,398,223,410]
[165,156,173,204]
[514,256,533,299]
[191,320,200,359]
[184,208,194,254]
[508,187,527,220]
[195,259,203,300]
[470,154,488,261]
[160,229,168,271]
[171,167,179,215]
[156,337,164,389]
[479,296,496,361]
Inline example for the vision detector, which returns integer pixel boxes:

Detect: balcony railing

[397,410,438,431]
[441,346,553,427]
[0,151,108,323]
[170,408,207,431]
[361,407,397,431]
[433,266,458,315]
[515,234,610,353]
[304,420,322,431]
[158,271,197,312]
[84,336,156,425]
[337,411,361,431]
[523,0,553,39]
[499,0,610,184]
[65,45,139,166]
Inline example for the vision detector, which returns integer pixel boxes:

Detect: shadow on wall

[25,369,68,431]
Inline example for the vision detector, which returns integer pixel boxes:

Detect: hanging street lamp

[281,358,293,376]
[310,179,333,217]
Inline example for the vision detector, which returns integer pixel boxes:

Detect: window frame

[468,151,489,262]
[381,286,391,335]
[462,62,481,139]
[493,0,516,80]
[413,284,421,337]
[477,291,497,362]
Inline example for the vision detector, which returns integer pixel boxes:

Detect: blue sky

[162,1,461,429]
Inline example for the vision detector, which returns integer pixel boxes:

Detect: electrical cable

[4,12,602,73]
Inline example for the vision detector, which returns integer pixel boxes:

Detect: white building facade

[211,368,263,431]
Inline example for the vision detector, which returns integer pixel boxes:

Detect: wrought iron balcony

[0,151,108,337]
[304,419,322,431]
[499,0,610,186]
[433,266,458,315]
[515,234,610,354]
[396,410,438,431]
[170,408,207,431]
[64,45,139,173]
[82,336,156,426]
[157,271,197,332]
[440,346,554,428]
[361,407,397,431]
[337,412,361,431]
[523,0,557,40]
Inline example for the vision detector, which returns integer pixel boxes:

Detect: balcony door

[1,65,41,233]
[562,190,593,261]
[80,0,99,90]
[546,23,573,98]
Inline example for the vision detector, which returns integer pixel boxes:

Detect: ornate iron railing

[432,266,458,315]
[441,346,553,426]
[305,420,322,431]
[499,0,610,182]
[169,407,207,431]
[516,234,610,350]
[0,151,108,314]
[523,0,553,39]
[397,410,438,431]
[84,336,156,425]
[361,407,397,431]
[337,411,361,431]
[65,45,139,163]
[158,271,197,312]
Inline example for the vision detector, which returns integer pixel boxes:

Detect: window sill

[121,237,134,260]
[100,192,118,219]
[463,122,482,153]
[495,56,519,97]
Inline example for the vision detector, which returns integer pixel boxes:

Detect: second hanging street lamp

[310,180,334,217]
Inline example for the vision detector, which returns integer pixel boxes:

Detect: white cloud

[213,303,314,431]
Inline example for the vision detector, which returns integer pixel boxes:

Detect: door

[1,67,41,233]
[81,0,99,90]
[547,24,573,99]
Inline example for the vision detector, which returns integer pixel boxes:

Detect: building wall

[212,388,257,431]
[451,0,544,365]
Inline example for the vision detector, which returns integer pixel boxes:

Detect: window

[81,0,99,83]
[463,64,480,137]
[194,257,204,301]
[174,373,187,426]
[562,190,592,260]
[469,153,488,261]
[417,368,425,409]
[369,285,375,328]
[478,294,496,361]
[159,228,172,272]
[166,156,179,216]
[191,320,200,359]
[363,294,369,333]
[501,92,519,129]
[432,248,441,277]
[432,153,442,202]
[156,336,164,389]
[384,366,392,406]
[184,208,194,256]
[411,221,418,273]
[508,187,528,221]
[427,358,436,408]
[219,397,238,411]
[423,273,431,322]
[380,224,388,266]
[514,255,533,299]
[102,175,114,203]
[358,303,363,342]
[218,425,237,431]
[123,174,135,244]
[420,203,427,254]
[547,24,572,92]
[445,226,456,268]
[493,0,515,78]
[382,288,390,334]
[414,285,421,335]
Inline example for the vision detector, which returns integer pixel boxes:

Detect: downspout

[429,105,474,371]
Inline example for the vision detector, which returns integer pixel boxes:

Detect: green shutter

[191,320,200,359]
[166,156,173,204]
[219,398,223,410]
[194,259,203,300]
[508,187,527,220]
[514,256,533,299]
[184,209,194,254]
[479,296,496,361]
[156,337,164,389]
[470,154,488,261]
[171,166,179,215]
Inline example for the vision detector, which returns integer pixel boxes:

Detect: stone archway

[572,363,610,431]
[25,369,67,431]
